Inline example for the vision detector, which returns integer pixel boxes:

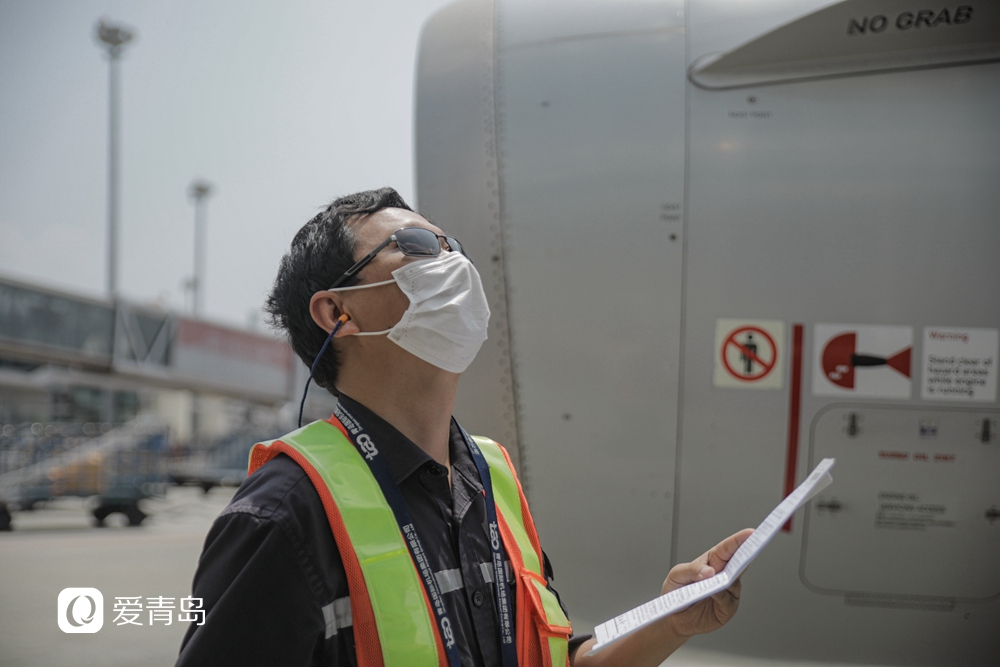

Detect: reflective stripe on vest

[248,420,570,667]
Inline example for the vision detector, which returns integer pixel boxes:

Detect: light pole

[188,179,213,318]
[94,19,135,300]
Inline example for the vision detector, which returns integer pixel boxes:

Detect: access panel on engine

[801,405,1000,602]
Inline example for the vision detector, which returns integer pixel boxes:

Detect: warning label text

[921,328,998,402]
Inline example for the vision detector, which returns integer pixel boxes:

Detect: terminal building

[0,273,328,435]
[0,274,334,527]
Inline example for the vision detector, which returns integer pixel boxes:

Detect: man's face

[338,207,448,333]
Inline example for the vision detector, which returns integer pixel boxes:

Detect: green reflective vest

[249,418,571,667]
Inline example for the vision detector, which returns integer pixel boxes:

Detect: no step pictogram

[722,326,777,381]
[714,319,785,390]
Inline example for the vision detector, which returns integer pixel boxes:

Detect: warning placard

[714,319,784,390]
[813,324,913,398]
[921,327,998,402]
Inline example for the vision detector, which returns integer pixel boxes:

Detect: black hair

[265,187,413,393]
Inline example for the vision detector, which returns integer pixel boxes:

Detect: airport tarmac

[0,486,233,667]
[0,485,884,667]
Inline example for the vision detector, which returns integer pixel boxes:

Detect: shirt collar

[336,394,481,491]
[336,394,426,484]
[449,418,484,493]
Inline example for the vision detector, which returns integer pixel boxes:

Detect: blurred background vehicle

[0,420,167,528]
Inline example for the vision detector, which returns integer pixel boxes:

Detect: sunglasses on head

[328,226,468,290]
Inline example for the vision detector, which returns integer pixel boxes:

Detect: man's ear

[309,291,361,337]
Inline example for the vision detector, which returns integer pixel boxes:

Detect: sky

[0,0,455,330]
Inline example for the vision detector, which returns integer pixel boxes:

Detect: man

[176,187,751,667]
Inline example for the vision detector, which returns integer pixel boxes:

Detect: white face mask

[330,251,490,373]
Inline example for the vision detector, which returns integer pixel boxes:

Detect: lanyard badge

[332,402,518,667]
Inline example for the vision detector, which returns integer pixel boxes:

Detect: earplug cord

[298,314,348,428]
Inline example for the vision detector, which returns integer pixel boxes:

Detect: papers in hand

[590,458,835,653]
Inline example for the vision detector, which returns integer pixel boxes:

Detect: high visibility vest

[248,418,572,667]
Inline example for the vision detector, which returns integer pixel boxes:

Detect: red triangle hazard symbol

[887,347,911,378]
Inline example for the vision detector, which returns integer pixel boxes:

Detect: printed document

[590,458,835,652]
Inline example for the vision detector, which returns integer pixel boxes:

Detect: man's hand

[659,528,754,638]
[570,529,755,667]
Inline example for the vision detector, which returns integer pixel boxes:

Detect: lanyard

[332,402,518,667]
[456,425,519,667]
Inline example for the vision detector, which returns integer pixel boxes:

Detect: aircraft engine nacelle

[415,1,1000,664]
